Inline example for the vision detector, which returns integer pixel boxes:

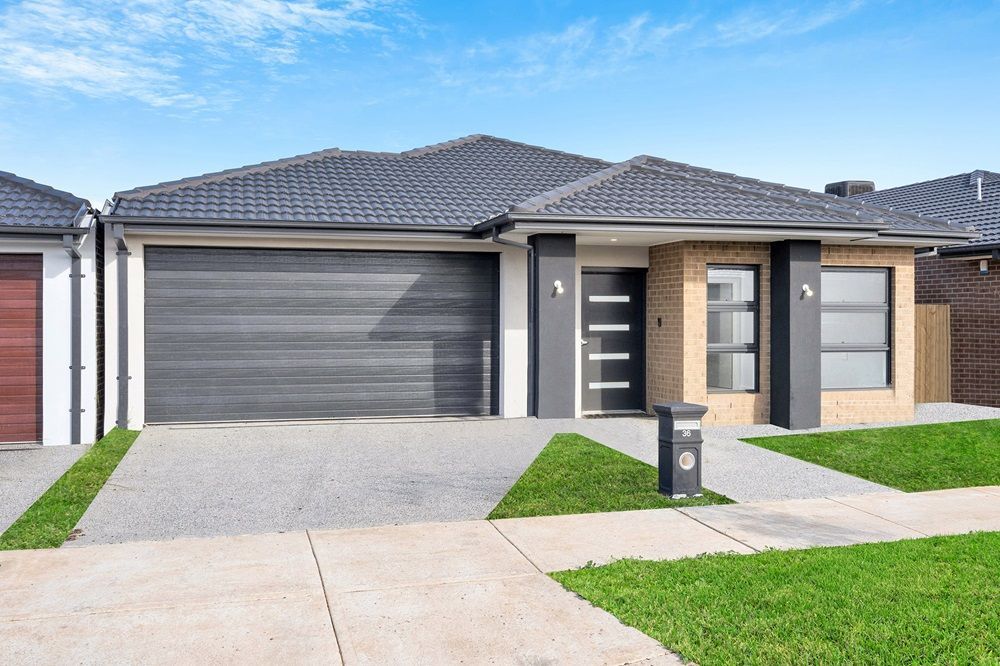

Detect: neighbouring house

[0,171,101,446]
[101,135,975,431]
[849,171,1000,407]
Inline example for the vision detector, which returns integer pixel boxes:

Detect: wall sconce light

[801,284,814,298]
[553,279,565,295]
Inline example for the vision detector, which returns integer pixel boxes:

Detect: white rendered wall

[575,244,650,417]
[106,231,530,427]
[0,231,98,446]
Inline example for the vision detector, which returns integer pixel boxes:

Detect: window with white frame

[821,268,891,389]
[707,265,758,392]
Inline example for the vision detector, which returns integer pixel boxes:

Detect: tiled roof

[114,135,608,226]
[852,171,1000,246]
[111,135,965,237]
[0,171,90,228]
[512,156,876,224]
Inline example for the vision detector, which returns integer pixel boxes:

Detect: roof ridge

[400,134,490,157]
[404,133,610,167]
[642,156,959,229]
[853,172,976,200]
[634,156,893,225]
[114,146,355,200]
[0,170,90,209]
[508,158,640,213]
[115,134,612,202]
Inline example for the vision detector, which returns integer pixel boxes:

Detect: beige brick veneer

[645,241,914,426]
[646,241,771,425]
[820,245,915,425]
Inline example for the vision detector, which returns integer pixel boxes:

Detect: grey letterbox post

[652,402,708,498]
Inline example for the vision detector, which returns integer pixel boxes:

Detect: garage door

[144,247,499,423]
[0,254,42,444]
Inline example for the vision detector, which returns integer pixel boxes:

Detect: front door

[581,269,645,412]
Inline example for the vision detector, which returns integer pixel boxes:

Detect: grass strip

[0,428,141,550]
[488,433,732,519]
[554,531,1000,665]
[744,419,1000,492]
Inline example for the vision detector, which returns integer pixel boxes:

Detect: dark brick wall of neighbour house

[916,253,1000,407]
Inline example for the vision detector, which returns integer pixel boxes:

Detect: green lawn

[0,428,141,550]
[554,532,1000,665]
[487,433,732,519]
[744,419,1000,492]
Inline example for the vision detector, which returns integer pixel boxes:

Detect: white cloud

[435,13,693,95]
[713,1,865,46]
[0,0,407,107]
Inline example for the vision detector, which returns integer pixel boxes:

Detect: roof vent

[825,180,875,197]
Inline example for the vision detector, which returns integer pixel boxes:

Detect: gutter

[490,227,537,417]
[107,215,481,238]
[475,213,891,235]
[62,232,83,445]
[0,225,90,236]
[111,222,130,429]
[936,243,1000,259]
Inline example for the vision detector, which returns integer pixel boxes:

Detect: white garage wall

[1,230,98,446]
[105,231,530,427]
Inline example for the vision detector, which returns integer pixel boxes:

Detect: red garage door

[0,254,42,443]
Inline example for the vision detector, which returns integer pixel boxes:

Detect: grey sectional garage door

[144,247,499,423]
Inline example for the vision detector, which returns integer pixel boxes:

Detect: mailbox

[652,402,708,498]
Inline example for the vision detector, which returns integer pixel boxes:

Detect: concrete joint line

[306,530,346,665]
[674,508,762,554]
[824,496,931,538]
[487,520,544,573]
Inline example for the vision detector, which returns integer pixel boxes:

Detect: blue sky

[1,0,998,205]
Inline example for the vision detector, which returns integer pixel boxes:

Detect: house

[850,171,1000,407]
[0,171,100,446]
[100,135,974,431]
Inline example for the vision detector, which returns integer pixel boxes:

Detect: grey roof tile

[852,172,1000,246]
[513,156,873,224]
[114,135,608,226]
[0,171,90,228]
[111,135,966,238]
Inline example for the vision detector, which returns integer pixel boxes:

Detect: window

[821,268,891,389]
[707,266,758,391]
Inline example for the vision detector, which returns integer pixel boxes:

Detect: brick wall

[646,241,770,425]
[820,246,915,424]
[916,253,1000,407]
[646,241,915,426]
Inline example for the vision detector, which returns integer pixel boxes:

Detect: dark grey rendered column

[530,234,576,419]
[770,240,822,429]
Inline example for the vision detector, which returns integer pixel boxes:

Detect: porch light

[553,279,565,295]
[802,283,814,297]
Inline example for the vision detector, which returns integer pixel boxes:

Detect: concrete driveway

[70,418,565,546]
[68,403,999,546]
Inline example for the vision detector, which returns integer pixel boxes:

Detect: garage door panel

[0,254,41,443]
[144,247,499,422]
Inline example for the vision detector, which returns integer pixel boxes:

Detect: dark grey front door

[581,269,645,412]
[144,247,499,423]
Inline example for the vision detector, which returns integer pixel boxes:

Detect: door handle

[580,339,589,346]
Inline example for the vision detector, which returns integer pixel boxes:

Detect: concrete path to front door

[5,486,1000,664]
[67,402,999,546]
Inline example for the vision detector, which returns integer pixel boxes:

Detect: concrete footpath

[3,486,1000,665]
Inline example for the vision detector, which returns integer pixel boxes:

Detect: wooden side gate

[915,304,951,403]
